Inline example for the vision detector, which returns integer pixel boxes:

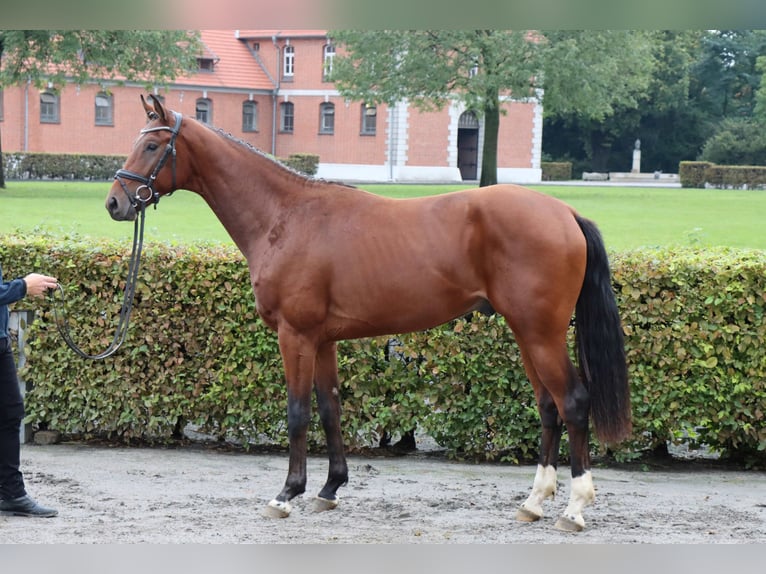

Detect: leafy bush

[680,160,766,190]
[705,165,766,189]
[3,237,765,462]
[679,161,712,188]
[1,151,317,181]
[2,152,127,181]
[281,153,319,176]
[699,118,766,166]
[541,162,573,181]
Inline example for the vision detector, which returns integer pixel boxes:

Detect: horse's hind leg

[554,364,594,532]
[313,341,349,512]
[515,337,595,531]
[516,350,563,522]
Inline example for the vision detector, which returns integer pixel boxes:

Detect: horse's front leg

[264,327,317,518]
[313,341,348,511]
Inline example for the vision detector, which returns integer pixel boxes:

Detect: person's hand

[23,273,58,298]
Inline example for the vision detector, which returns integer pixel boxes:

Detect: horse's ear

[140,94,165,122]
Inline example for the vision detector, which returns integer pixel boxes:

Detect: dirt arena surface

[2,442,765,543]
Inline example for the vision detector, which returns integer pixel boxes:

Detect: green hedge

[2,152,127,181]
[679,161,712,188]
[541,161,573,181]
[679,160,766,190]
[705,165,766,189]
[2,237,765,462]
[281,153,319,176]
[1,152,318,181]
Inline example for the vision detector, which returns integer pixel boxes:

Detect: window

[280,102,294,133]
[242,101,258,132]
[361,103,377,135]
[197,57,216,72]
[196,98,212,124]
[323,44,335,81]
[283,45,295,78]
[40,92,60,123]
[319,102,335,134]
[95,92,113,126]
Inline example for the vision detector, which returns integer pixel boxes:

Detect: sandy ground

[2,442,766,544]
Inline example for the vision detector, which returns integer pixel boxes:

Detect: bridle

[113,110,183,209]
[51,111,182,360]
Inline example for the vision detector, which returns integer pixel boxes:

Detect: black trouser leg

[0,338,26,500]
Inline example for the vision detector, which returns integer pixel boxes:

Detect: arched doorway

[457,111,479,181]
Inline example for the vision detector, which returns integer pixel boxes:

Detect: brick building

[0,29,542,183]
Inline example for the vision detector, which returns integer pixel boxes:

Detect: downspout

[24,79,30,151]
[271,35,280,157]
[388,105,394,182]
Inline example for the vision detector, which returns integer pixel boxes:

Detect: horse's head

[106,94,183,221]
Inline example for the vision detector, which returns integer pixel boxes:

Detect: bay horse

[106,95,630,532]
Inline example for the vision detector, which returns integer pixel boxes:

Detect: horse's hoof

[554,514,584,532]
[262,499,292,519]
[313,496,339,513]
[515,505,542,522]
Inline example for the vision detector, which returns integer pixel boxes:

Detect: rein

[51,111,182,360]
[51,203,147,360]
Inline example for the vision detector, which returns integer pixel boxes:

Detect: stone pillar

[632,138,641,174]
[631,149,641,174]
[9,310,35,444]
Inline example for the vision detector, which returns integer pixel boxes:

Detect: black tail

[574,215,631,444]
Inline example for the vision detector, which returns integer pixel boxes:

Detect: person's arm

[0,277,27,306]
[0,273,58,305]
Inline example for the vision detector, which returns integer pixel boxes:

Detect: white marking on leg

[558,471,595,530]
[313,495,339,513]
[517,464,557,521]
[263,498,292,518]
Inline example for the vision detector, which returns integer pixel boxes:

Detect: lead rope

[50,203,146,360]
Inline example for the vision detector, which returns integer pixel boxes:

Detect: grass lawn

[1,180,765,250]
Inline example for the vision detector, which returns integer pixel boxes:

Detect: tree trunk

[479,95,499,187]
[589,130,613,173]
[0,38,5,189]
[0,127,5,189]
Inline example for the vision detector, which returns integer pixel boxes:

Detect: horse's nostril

[108,196,118,212]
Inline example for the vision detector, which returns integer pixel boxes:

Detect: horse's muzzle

[106,195,137,221]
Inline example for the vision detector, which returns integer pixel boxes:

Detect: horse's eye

[147,142,159,152]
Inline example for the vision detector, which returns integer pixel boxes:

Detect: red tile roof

[236,30,328,39]
[173,29,275,92]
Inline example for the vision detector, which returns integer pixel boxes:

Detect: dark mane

[204,123,357,190]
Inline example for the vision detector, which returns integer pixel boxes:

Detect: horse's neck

[185,130,299,256]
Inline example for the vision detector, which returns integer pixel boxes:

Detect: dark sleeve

[0,278,27,306]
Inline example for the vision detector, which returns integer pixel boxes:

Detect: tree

[540,30,657,173]
[690,30,766,121]
[685,30,766,169]
[331,30,656,185]
[330,30,541,186]
[0,30,201,188]
[699,118,766,165]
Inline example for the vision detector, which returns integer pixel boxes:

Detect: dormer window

[197,57,216,72]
